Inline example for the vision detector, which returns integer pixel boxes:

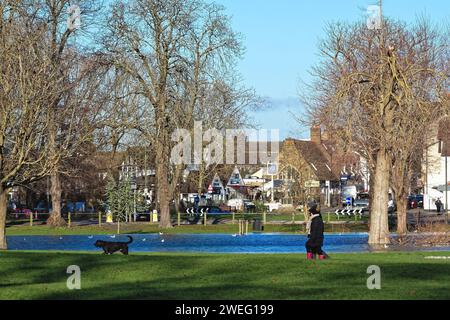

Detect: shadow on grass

[1,252,449,300]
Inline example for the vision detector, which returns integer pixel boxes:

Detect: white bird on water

[159,232,164,236]
[142,238,147,242]
[88,236,93,239]
[161,239,165,243]
[110,235,116,239]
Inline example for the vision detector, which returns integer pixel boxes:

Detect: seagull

[59,237,63,240]
[159,232,163,236]
[161,239,165,243]
[88,236,93,239]
[232,234,237,237]
[110,235,116,238]
[142,238,147,242]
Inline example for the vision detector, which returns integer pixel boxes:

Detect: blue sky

[215,0,450,139]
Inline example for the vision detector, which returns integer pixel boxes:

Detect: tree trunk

[396,193,408,236]
[0,187,8,250]
[156,128,172,228]
[368,148,391,246]
[197,167,204,196]
[157,161,172,228]
[367,166,375,229]
[47,172,66,227]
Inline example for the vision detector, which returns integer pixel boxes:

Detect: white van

[227,199,244,211]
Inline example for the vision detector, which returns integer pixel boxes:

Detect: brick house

[277,126,342,207]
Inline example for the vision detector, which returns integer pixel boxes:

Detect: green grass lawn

[0,251,449,299]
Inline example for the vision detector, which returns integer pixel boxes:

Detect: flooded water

[6,233,450,254]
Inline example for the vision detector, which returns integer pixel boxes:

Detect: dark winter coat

[308,214,324,247]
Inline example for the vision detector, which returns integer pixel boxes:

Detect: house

[277,125,341,207]
[423,116,450,210]
[210,173,226,201]
[226,167,248,200]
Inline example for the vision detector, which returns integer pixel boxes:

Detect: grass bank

[5,221,368,236]
[0,251,448,299]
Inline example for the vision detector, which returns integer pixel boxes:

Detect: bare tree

[191,79,257,195]
[102,0,244,228]
[301,18,449,245]
[19,0,105,226]
[0,4,65,248]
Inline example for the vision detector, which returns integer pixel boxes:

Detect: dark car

[354,193,370,211]
[243,200,256,212]
[187,206,231,216]
[11,204,32,215]
[408,194,424,209]
[408,195,417,209]
[136,212,151,221]
[415,195,424,208]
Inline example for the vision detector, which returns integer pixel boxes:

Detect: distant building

[278,126,340,207]
[423,116,450,210]
[210,173,226,201]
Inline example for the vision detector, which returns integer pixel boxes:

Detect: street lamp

[267,162,278,203]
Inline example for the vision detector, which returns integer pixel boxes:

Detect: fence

[334,208,364,220]
[7,211,159,227]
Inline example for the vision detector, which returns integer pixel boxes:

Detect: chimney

[311,125,322,145]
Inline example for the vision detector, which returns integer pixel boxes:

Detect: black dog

[94,236,133,255]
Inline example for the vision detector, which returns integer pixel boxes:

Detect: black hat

[308,200,317,209]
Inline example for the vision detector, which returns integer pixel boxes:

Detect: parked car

[7,202,17,214]
[199,206,227,214]
[136,212,151,221]
[227,199,244,211]
[265,202,281,212]
[243,200,256,212]
[349,193,396,213]
[408,194,423,209]
[354,193,370,211]
[12,204,32,215]
[408,195,418,209]
[416,195,424,208]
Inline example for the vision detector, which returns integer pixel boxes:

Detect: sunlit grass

[0,251,448,300]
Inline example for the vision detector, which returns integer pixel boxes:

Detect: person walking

[194,195,200,214]
[435,198,443,215]
[305,202,327,260]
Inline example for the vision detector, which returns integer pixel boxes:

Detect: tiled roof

[290,139,339,181]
